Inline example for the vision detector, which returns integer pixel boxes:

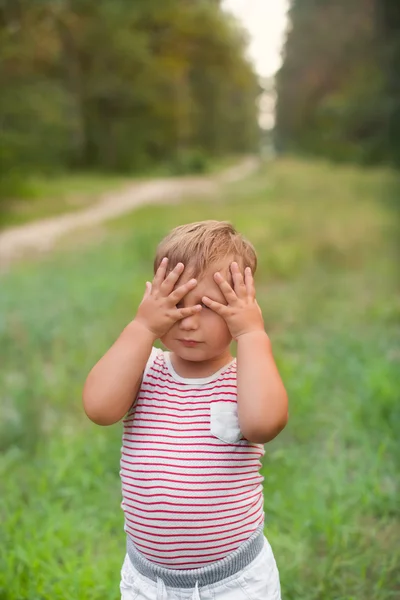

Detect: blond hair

[154,220,257,278]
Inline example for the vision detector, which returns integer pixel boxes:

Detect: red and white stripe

[120,349,265,569]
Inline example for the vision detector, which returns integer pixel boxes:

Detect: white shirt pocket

[210,401,243,444]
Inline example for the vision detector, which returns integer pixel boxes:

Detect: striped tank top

[120,347,265,569]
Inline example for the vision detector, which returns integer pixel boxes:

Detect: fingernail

[190,278,197,284]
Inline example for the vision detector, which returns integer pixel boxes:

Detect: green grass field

[1,158,399,599]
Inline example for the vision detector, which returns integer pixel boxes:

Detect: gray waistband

[126,525,265,588]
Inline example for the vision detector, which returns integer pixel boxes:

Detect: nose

[178,312,200,331]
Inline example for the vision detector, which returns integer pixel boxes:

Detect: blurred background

[0,1,399,599]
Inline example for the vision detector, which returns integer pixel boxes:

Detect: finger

[143,281,152,299]
[176,305,202,320]
[201,296,227,315]
[169,278,198,304]
[230,262,247,298]
[244,267,256,297]
[152,257,168,289]
[214,272,238,303]
[139,282,151,304]
[160,262,185,294]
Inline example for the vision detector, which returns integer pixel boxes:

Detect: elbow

[242,405,289,445]
[82,396,103,426]
[82,384,117,426]
[83,404,116,426]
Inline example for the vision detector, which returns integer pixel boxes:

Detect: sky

[221,0,289,78]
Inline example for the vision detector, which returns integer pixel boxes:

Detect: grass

[0,158,399,599]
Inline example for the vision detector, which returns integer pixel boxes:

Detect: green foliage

[0,1,259,200]
[275,0,400,166]
[0,159,399,598]
[169,149,210,175]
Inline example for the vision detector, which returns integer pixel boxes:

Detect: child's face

[160,261,233,363]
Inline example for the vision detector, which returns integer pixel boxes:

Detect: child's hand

[134,258,201,338]
[202,262,264,339]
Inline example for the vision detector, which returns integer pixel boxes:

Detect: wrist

[128,318,158,343]
[236,328,269,342]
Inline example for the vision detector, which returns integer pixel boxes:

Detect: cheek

[205,312,231,339]
[160,329,173,347]
[160,321,180,345]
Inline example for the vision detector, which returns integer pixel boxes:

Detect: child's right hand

[134,257,201,338]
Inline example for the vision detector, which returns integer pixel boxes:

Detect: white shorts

[120,537,281,600]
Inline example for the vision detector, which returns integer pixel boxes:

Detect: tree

[274,0,399,166]
[0,0,259,199]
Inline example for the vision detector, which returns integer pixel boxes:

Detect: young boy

[83,220,288,600]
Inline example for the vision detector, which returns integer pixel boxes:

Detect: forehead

[183,260,232,284]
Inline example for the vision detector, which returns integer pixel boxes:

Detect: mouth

[179,340,200,347]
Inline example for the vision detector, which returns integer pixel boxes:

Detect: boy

[83,220,288,599]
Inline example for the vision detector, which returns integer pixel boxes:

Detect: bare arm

[83,259,201,426]
[202,261,288,444]
[236,331,288,443]
[83,321,156,426]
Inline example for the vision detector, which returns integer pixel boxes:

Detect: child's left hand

[202,262,265,339]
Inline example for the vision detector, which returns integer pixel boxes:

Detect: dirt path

[0,158,259,271]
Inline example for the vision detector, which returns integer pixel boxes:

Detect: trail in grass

[0,157,259,271]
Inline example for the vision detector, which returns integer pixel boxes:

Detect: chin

[174,345,207,361]
[163,340,208,361]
